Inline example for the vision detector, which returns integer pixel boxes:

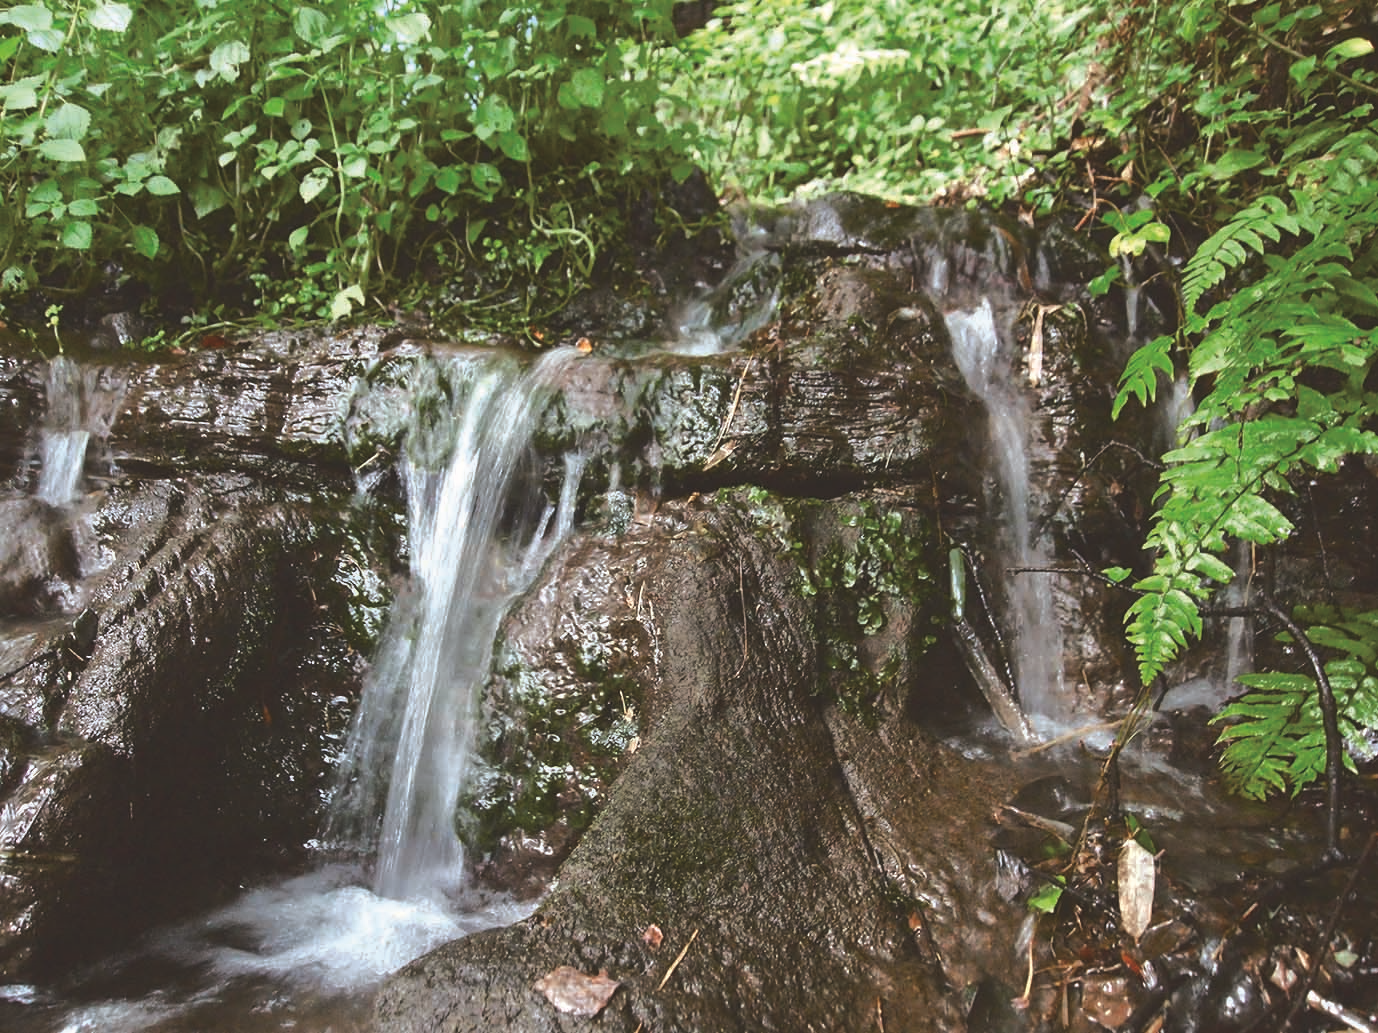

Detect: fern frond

[1180,194,1299,314]
[1213,611,1378,800]
[1112,332,1175,418]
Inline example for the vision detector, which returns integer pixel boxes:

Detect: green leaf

[145,175,180,196]
[263,97,287,118]
[210,41,252,83]
[288,225,309,250]
[473,95,514,141]
[497,131,529,162]
[470,162,502,197]
[1326,38,1374,63]
[435,166,462,194]
[0,80,40,112]
[45,103,91,141]
[299,170,330,203]
[1206,148,1266,180]
[61,220,93,250]
[1028,878,1064,914]
[130,224,159,259]
[3,4,53,32]
[293,8,330,47]
[389,12,431,45]
[66,198,99,217]
[38,139,86,163]
[87,2,132,32]
[564,68,605,109]
[329,284,365,321]
[1104,566,1133,584]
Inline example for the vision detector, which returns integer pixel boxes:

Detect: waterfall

[326,347,583,901]
[35,355,125,507]
[946,299,1068,729]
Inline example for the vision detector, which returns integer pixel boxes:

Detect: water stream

[2,348,585,1032]
[34,356,125,507]
[325,347,584,902]
[945,299,1070,731]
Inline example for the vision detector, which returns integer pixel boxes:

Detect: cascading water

[35,355,125,507]
[326,347,584,901]
[2,348,585,1032]
[945,299,1069,731]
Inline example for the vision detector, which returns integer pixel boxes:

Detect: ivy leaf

[88,2,133,32]
[145,175,180,196]
[38,139,86,163]
[130,224,159,259]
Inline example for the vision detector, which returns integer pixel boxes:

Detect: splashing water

[35,356,126,507]
[326,347,584,901]
[946,300,1069,729]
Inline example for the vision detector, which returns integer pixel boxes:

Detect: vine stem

[1257,588,1342,858]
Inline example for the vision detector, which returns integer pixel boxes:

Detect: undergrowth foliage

[0,0,691,326]
[1102,1,1378,799]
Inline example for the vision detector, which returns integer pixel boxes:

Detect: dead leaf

[535,966,620,1017]
[702,439,737,471]
[643,924,664,950]
[576,336,594,353]
[1117,837,1156,943]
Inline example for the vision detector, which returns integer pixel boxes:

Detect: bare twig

[657,928,699,991]
[707,355,756,460]
[1281,833,1377,1032]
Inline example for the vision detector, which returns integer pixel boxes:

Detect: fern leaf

[1181,195,1294,314]
[1112,333,1175,419]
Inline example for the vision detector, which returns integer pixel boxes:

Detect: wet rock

[0,499,79,617]
[0,469,379,976]
[88,312,146,351]
[377,490,1014,1033]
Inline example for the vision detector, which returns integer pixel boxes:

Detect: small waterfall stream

[327,347,584,901]
[34,355,125,507]
[945,299,1070,731]
[3,347,587,1032]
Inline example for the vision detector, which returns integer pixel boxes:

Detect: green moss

[730,488,940,719]
[460,644,644,858]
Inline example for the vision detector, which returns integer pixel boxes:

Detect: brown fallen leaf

[643,924,664,950]
[1117,837,1156,943]
[534,966,620,1017]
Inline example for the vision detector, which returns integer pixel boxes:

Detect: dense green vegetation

[5,0,1376,803]
[1,0,692,326]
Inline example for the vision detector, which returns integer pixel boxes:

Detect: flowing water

[1,348,584,1032]
[945,299,1071,731]
[34,356,126,507]
[325,347,584,901]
